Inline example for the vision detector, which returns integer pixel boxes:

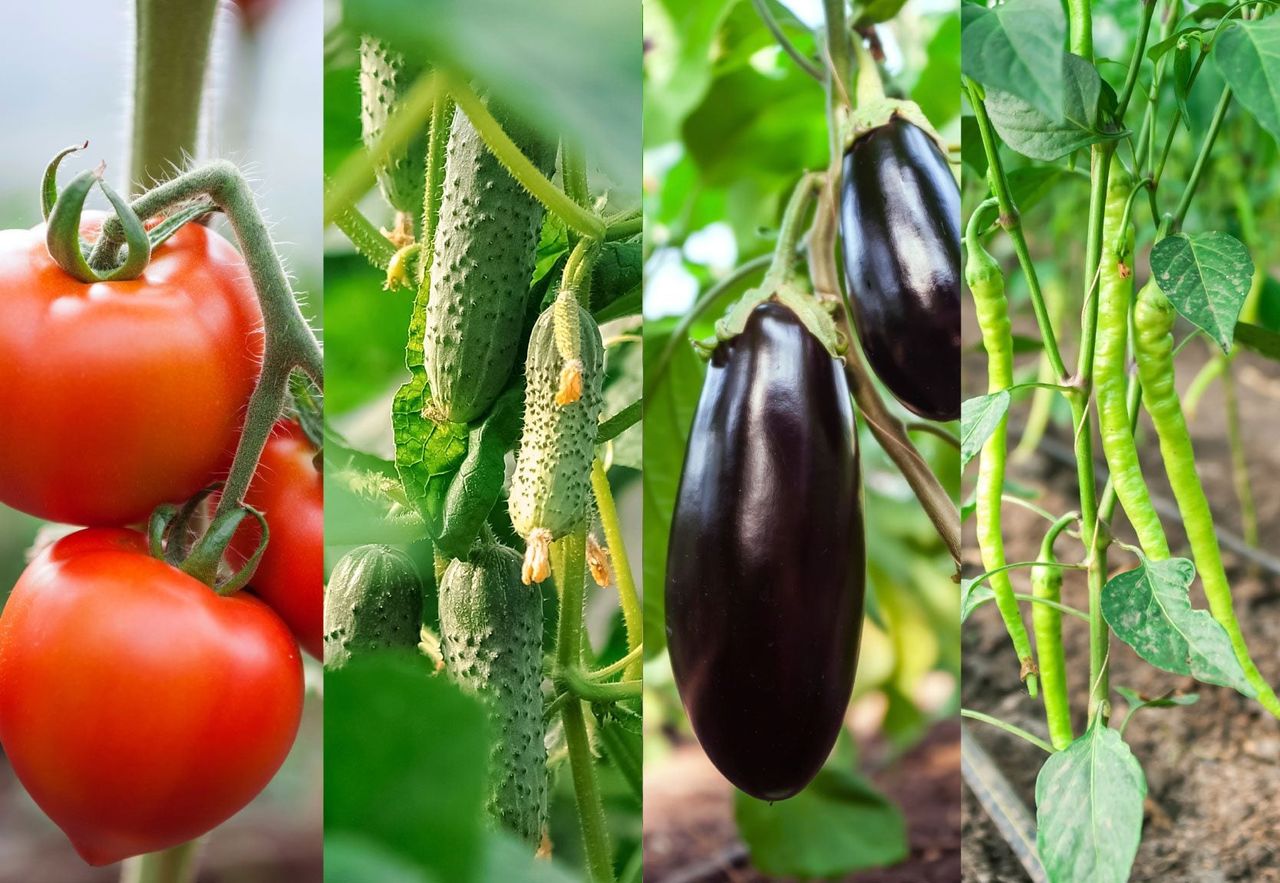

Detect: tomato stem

[119,841,203,883]
[130,0,219,192]
[84,162,322,583]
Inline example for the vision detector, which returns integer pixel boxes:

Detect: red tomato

[0,214,262,526]
[231,420,323,659]
[0,528,302,865]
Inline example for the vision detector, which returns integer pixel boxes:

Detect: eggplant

[665,301,866,801]
[839,115,960,422]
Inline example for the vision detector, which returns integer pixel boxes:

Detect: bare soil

[643,719,961,882]
[961,335,1280,881]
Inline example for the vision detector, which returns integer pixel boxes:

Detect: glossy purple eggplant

[840,116,960,422]
[665,301,865,801]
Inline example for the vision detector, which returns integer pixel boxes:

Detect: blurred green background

[642,0,961,878]
[0,2,323,881]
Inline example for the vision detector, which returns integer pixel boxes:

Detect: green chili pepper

[1093,168,1170,559]
[1033,515,1075,750]
[967,203,1038,695]
[1133,279,1280,718]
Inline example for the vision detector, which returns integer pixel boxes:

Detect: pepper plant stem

[130,0,218,191]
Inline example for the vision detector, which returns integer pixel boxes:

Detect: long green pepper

[966,205,1038,695]
[1133,280,1280,718]
[1032,517,1075,750]
[1093,167,1171,559]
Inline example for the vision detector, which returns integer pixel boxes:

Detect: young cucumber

[424,101,554,425]
[358,36,427,223]
[438,541,547,845]
[323,544,423,669]
[508,294,605,584]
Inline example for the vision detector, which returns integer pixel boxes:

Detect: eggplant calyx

[842,98,946,157]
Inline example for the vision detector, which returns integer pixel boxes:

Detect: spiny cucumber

[438,541,547,845]
[358,36,427,229]
[424,100,554,424]
[508,292,605,583]
[324,544,423,669]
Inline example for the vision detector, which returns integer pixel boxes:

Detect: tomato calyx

[41,143,219,284]
[148,486,271,596]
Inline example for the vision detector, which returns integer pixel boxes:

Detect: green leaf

[481,831,581,882]
[912,13,962,126]
[1006,166,1087,215]
[601,340,643,470]
[641,321,706,658]
[430,385,524,559]
[960,390,1010,469]
[326,654,489,883]
[1213,18,1280,146]
[735,763,907,877]
[347,0,641,186]
[1150,231,1253,351]
[984,54,1124,162]
[1234,321,1280,361]
[961,577,994,623]
[960,114,988,178]
[392,369,469,518]
[962,0,1067,121]
[853,0,909,26]
[1101,556,1255,696]
[1035,719,1146,883]
[324,834,434,883]
[643,0,738,146]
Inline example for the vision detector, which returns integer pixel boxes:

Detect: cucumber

[324,544,423,669]
[438,541,547,844]
[358,36,427,222]
[423,101,554,425]
[508,294,605,583]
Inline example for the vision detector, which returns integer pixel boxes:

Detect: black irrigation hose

[960,723,1048,883]
[1017,424,1280,578]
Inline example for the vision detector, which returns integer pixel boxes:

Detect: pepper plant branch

[555,525,615,883]
[964,78,1068,380]
[591,458,643,680]
[810,178,961,563]
[1172,87,1233,230]
[130,0,218,192]
[752,0,823,81]
[960,709,1055,754]
[1115,0,1157,121]
[448,78,604,239]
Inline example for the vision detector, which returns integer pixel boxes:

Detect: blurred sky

[0,0,322,284]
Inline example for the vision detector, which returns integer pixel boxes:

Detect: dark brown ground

[962,328,1280,880]
[643,719,961,882]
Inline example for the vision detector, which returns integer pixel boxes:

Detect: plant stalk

[591,458,643,679]
[130,0,219,191]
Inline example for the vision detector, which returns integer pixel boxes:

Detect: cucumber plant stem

[130,0,218,192]
[592,458,643,680]
[449,78,604,239]
[555,525,615,883]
